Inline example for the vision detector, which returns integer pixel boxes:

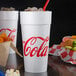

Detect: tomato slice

[62,36,71,42]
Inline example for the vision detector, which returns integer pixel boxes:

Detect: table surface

[5,54,76,76]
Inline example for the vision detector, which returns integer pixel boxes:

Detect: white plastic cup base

[25,69,47,73]
[6,53,17,69]
[24,56,48,73]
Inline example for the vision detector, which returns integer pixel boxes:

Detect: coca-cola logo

[23,36,49,57]
[0,28,16,41]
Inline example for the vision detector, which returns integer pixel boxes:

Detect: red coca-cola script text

[23,36,49,57]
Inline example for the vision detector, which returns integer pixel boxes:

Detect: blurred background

[0,0,76,53]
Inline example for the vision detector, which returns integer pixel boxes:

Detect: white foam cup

[20,11,52,73]
[0,11,18,54]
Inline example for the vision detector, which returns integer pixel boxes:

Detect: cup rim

[20,11,52,13]
[0,11,18,13]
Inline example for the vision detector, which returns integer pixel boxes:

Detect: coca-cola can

[0,11,18,54]
[20,11,52,73]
